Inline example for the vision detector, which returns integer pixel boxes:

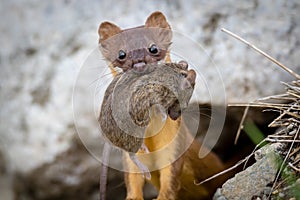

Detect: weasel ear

[145,11,170,29]
[98,22,122,43]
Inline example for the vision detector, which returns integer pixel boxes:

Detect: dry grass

[226,28,300,199]
[199,29,300,199]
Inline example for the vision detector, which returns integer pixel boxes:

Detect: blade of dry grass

[234,105,249,145]
[221,28,300,80]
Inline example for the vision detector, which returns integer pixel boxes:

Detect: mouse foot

[140,143,150,153]
[129,154,151,180]
[178,60,188,70]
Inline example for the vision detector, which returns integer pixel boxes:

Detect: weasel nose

[133,62,146,72]
[131,49,147,72]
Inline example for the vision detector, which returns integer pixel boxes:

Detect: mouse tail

[100,142,111,200]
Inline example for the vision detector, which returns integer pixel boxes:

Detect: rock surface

[0,0,299,199]
[213,143,283,200]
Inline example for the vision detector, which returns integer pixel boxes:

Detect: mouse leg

[146,105,167,137]
[140,143,150,153]
[129,154,151,180]
[178,60,188,70]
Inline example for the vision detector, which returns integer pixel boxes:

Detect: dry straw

[197,28,299,199]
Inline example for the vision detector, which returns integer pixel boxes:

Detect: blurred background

[0,0,299,199]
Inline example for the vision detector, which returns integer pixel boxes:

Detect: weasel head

[98,11,172,72]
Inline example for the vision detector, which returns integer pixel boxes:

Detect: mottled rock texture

[214,143,283,200]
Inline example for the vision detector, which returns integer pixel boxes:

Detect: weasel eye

[148,44,158,54]
[118,50,126,60]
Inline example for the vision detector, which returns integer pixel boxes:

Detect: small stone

[287,124,294,131]
[263,187,272,195]
[262,194,268,200]
[252,196,261,200]
[255,149,264,160]
[278,192,285,198]
[213,189,227,200]
[288,129,297,135]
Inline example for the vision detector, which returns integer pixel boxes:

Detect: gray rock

[213,143,283,200]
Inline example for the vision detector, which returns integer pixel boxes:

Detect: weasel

[98,11,226,200]
[98,11,173,200]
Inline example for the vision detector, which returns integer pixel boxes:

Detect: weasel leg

[109,63,118,77]
[124,153,146,200]
[165,51,171,63]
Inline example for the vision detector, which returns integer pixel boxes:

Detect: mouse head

[168,61,196,120]
[98,11,172,72]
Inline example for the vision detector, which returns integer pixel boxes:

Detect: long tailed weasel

[98,11,226,200]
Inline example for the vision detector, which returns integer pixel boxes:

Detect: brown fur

[98,11,172,72]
